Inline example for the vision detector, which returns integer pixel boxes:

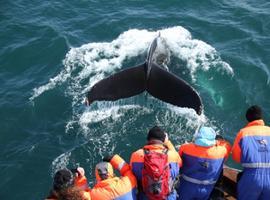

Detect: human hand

[215,135,224,140]
[164,132,169,143]
[71,167,85,177]
[102,154,114,162]
[76,167,85,177]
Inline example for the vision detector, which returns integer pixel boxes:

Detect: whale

[85,34,203,115]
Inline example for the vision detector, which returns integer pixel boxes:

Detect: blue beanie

[195,127,216,147]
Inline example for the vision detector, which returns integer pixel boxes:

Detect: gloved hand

[164,132,169,143]
[215,134,224,140]
[102,154,114,162]
[70,167,85,177]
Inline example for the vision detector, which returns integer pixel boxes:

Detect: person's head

[53,169,75,192]
[95,162,114,182]
[147,126,166,142]
[194,126,216,147]
[57,187,83,200]
[246,105,262,122]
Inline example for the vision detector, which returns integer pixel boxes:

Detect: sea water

[1,0,270,199]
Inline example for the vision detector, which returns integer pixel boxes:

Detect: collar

[246,119,265,127]
[147,139,164,145]
[144,143,166,151]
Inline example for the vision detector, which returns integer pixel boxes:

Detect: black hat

[147,126,166,142]
[246,105,262,122]
[53,169,74,191]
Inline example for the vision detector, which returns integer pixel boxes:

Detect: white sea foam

[30,26,233,101]
[51,152,71,176]
[78,104,150,132]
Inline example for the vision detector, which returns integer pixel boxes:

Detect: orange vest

[90,155,137,200]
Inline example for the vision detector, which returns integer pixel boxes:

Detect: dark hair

[246,105,262,122]
[53,169,74,191]
[57,187,83,200]
[147,126,166,142]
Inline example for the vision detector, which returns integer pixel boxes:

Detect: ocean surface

[1,0,270,199]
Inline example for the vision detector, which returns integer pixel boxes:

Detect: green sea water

[1,0,270,199]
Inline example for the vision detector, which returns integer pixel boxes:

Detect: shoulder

[240,125,270,137]
[131,148,144,156]
[216,140,231,150]
[179,143,194,152]
[130,148,144,163]
[206,142,231,158]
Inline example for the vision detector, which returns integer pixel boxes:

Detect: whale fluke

[87,63,147,103]
[86,35,203,115]
[147,63,202,115]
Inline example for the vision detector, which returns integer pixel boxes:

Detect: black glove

[102,154,114,162]
[70,168,79,176]
[215,134,224,140]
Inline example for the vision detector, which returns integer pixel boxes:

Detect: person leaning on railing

[232,105,270,200]
[177,126,231,200]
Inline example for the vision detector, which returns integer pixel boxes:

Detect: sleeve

[110,154,130,175]
[129,151,137,171]
[176,152,182,167]
[178,144,185,157]
[164,140,177,152]
[219,139,232,160]
[231,132,242,163]
[74,175,90,191]
[110,154,137,187]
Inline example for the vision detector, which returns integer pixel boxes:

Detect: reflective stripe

[118,161,126,170]
[182,174,216,185]
[242,163,270,168]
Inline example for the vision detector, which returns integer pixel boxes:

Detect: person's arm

[178,144,185,157]
[73,167,90,191]
[110,154,131,176]
[110,154,137,187]
[164,132,177,152]
[216,138,232,160]
[164,140,177,152]
[224,141,232,160]
[231,132,242,163]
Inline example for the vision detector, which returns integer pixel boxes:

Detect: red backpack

[142,147,171,200]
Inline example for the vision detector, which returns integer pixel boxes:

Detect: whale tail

[147,63,202,115]
[87,63,147,103]
[86,35,203,115]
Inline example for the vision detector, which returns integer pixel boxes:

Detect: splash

[30,26,233,102]
[78,104,149,132]
[51,152,71,176]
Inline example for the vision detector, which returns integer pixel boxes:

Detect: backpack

[142,147,170,200]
